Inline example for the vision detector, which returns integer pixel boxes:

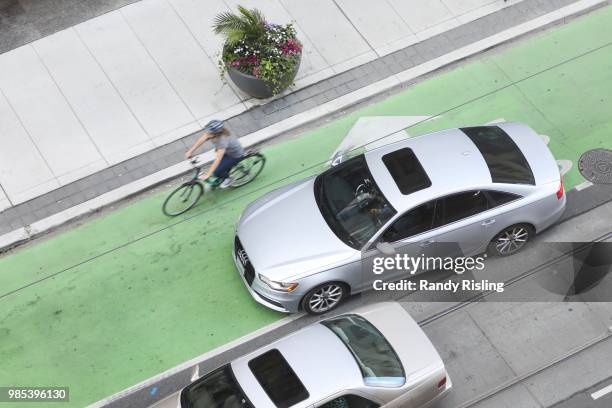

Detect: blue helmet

[204,119,225,134]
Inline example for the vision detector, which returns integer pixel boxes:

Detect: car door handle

[481,219,496,226]
[419,240,436,247]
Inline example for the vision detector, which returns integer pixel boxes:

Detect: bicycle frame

[188,166,202,183]
[187,161,221,187]
[187,150,262,186]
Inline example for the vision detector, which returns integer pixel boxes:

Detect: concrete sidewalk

[0,0,605,248]
[0,0,522,205]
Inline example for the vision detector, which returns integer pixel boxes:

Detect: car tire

[488,223,534,257]
[302,282,348,315]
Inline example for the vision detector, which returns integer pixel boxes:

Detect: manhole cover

[578,148,612,184]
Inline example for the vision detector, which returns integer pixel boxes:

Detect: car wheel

[489,224,534,256]
[302,282,347,315]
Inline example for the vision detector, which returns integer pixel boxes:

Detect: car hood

[237,177,356,281]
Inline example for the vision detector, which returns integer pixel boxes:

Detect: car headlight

[259,274,298,292]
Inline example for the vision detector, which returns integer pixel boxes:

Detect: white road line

[591,383,612,400]
[87,313,302,408]
[575,180,594,191]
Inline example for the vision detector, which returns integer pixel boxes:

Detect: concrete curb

[0,0,606,252]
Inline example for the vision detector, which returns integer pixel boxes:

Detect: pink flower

[252,67,260,77]
[281,38,302,55]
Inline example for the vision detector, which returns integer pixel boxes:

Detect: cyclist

[185,120,244,188]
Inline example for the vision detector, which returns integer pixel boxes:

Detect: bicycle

[162,150,266,216]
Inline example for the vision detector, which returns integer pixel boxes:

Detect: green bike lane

[1,7,611,407]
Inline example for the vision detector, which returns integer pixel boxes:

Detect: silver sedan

[150,302,451,408]
[234,123,566,314]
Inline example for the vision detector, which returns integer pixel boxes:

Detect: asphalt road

[0,0,139,53]
[105,187,612,408]
[551,377,612,408]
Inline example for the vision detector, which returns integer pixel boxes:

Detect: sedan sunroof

[248,349,309,408]
[382,148,432,194]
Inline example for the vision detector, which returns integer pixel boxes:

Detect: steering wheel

[355,179,375,209]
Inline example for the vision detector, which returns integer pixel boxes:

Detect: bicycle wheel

[229,153,266,187]
[162,182,203,216]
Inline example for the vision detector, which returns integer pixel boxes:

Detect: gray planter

[227,54,301,99]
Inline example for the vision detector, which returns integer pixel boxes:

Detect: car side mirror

[331,151,343,166]
[376,242,396,256]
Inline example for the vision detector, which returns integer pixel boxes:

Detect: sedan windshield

[315,156,396,249]
[322,315,405,388]
[181,365,252,408]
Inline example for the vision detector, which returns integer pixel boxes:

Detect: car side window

[439,190,489,225]
[382,201,437,242]
[319,394,380,408]
[486,190,522,207]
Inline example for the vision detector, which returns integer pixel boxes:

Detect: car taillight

[556,180,564,200]
[437,376,447,389]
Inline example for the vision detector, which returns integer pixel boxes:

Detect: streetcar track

[459,330,612,407]
[415,231,612,327]
[406,232,612,407]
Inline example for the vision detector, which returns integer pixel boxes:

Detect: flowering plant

[213,6,302,95]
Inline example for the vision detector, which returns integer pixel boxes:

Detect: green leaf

[213,6,266,43]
